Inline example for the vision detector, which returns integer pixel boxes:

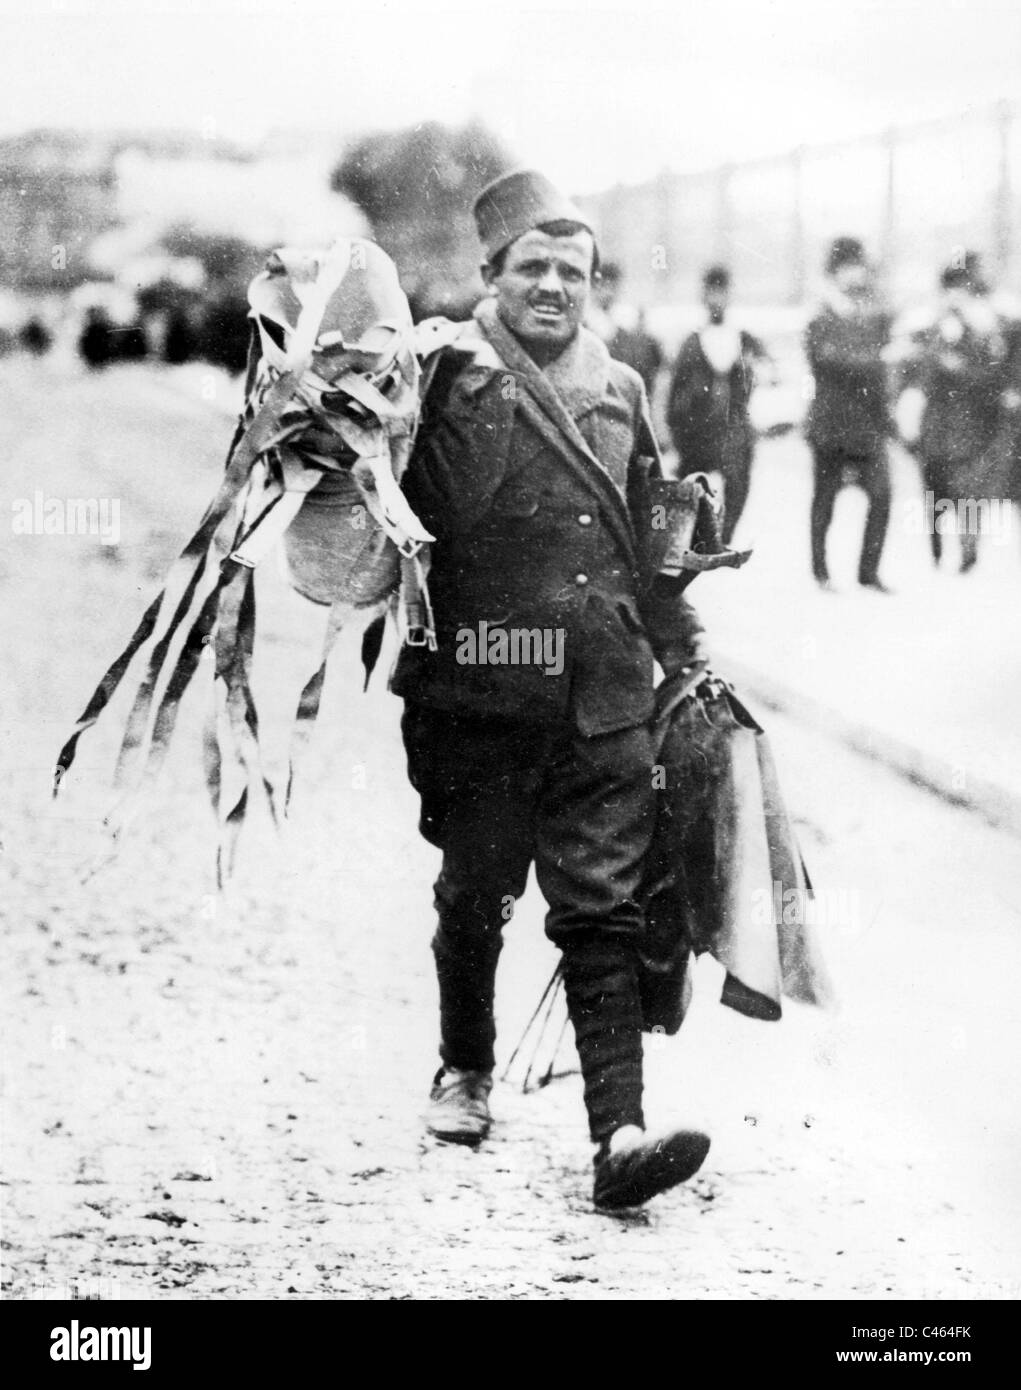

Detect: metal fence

[577,101,1019,310]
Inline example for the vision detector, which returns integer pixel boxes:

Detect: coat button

[575,572,588,586]
[577,513,593,526]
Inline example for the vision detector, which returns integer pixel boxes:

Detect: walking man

[902,251,1010,572]
[667,264,766,545]
[392,169,711,1209]
[805,237,894,592]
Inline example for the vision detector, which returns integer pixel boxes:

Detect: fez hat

[826,236,867,276]
[473,169,594,262]
[702,263,731,290]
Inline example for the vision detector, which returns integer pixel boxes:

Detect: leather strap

[56,248,435,884]
[54,364,305,796]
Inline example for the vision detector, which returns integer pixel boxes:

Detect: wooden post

[655,166,674,303]
[994,100,1014,285]
[881,126,897,297]
[790,145,806,305]
[715,161,734,267]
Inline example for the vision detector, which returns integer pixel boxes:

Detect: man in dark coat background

[901,252,1011,571]
[588,261,664,398]
[667,264,766,545]
[804,237,893,592]
[392,169,711,1209]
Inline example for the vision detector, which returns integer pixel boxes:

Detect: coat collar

[473,297,610,420]
[472,297,638,571]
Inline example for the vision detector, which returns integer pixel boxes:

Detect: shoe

[593,1126,711,1210]
[859,576,893,594]
[425,1068,492,1146]
[814,575,839,593]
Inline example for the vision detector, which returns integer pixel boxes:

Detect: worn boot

[561,937,710,1209]
[425,1068,493,1146]
[593,1124,711,1210]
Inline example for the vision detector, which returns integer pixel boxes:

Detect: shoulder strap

[419,343,466,426]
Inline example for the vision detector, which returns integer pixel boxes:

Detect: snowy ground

[2,356,1019,1300]
[697,433,1021,831]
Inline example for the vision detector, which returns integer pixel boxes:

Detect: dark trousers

[810,445,891,583]
[720,433,754,546]
[674,423,754,546]
[401,703,657,1143]
[922,454,979,571]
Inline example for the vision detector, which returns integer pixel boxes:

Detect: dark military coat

[902,305,1010,486]
[391,302,703,736]
[667,326,762,473]
[805,295,893,456]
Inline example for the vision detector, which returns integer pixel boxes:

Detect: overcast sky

[1,0,1018,191]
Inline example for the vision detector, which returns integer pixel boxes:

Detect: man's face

[483,228,595,356]
[703,284,729,323]
[834,260,868,296]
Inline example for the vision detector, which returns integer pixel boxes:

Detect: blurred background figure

[804,237,894,593]
[666,264,768,545]
[999,317,1021,514]
[70,281,148,369]
[587,261,664,397]
[18,317,52,356]
[77,305,147,368]
[899,252,1011,572]
[76,306,114,368]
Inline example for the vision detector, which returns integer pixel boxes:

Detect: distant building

[0,131,117,290]
[0,128,366,299]
[114,137,366,249]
